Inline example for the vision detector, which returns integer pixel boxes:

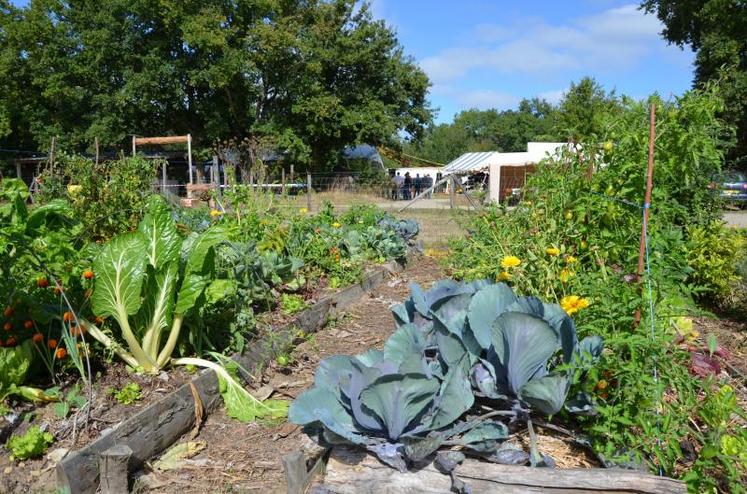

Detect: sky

[368,0,695,123]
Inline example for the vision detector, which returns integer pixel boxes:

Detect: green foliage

[6,426,54,460]
[445,87,742,489]
[38,155,160,241]
[557,77,621,142]
[0,1,431,169]
[111,382,142,405]
[685,222,746,304]
[0,340,33,401]
[280,294,307,316]
[641,0,746,167]
[53,385,87,419]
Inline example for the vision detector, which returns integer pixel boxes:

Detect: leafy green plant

[6,426,54,460]
[111,382,142,405]
[280,294,307,315]
[685,222,746,306]
[0,340,57,403]
[53,385,87,418]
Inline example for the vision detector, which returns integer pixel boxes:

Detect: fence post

[94,136,100,165]
[290,164,295,184]
[281,168,286,195]
[306,173,312,211]
[449,175,456,209]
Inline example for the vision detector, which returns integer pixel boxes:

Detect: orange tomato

[32,333,44,344]
[55,347,67,359]
[47,338,58,349]
[24,320,34,330]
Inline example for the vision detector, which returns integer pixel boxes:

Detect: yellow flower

[596,379,608,391]
[559,268,574,283]
[566,255,578,264]
[500,256,521,269]
[560,295,590,315]
[209,209,223,218]
[332,222,342,228]
[546,247,560,256]
[299,207,308,215]
[497,271,512,281]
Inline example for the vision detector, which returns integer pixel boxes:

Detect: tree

[556,77,619,143]
[0,0,432,171]
[405,98,560,164]
[641,0,746,167]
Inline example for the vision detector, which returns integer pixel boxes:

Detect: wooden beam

[99,445,132,494]
[318,446,686,494]
[134,135,190,146]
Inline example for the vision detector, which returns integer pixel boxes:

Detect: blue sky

[368,0,695,123]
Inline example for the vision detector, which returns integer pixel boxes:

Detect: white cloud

[420,3,667,85]
[537,88,567,105]
[455,90,520,110]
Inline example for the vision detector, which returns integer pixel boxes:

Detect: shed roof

[444,142,568,174]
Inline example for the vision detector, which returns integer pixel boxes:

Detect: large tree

[641,0,746,167]
[556,77,620,143]
[0,0,431,170]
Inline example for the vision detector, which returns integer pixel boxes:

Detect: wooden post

[281,168,286,194]
[162,161,168,192]
[283,451,307,494]
[449,175,456,209]
[290,164,295,184]
[131,136,136,156]
[94,137,100,165]
[306,173,312,211]
[15,160,21,179]
[98,444,132,494]
[634,103,657,328]
[187,133,193,198]
[48,136,57,171]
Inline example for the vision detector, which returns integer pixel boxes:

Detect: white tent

[443,142,569,202]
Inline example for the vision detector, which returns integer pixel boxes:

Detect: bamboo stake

[634,103,656,328]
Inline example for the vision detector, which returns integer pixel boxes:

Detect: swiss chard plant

[290,278,603,473]
[85,195,287,421]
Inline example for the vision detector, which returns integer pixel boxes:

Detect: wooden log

[99,444,132,494]
[317,446,686,494]
[57,369,222,494]
[134,135,190,145]
[283,451,307,494]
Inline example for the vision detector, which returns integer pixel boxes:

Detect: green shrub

[686,223,746,305]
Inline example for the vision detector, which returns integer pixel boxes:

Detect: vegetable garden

[1,85,746,494]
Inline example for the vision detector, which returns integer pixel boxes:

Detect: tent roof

[444,142,568,174]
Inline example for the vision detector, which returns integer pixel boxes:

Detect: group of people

[391,171,434,200]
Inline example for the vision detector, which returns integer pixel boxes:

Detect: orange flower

[32,333,44,344]
[23,320,34,330]
[5,336,16,346]
[83,270,94,280]
[55,347,67,359]
[3,322,11,331]
[3,306,13,317]
[37,277,49,288]
[47,338,58,349]
[63,311,74,322]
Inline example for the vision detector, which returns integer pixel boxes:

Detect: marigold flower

[559,268,573,283]
[332,222,342,228]
[566,255,578,264]
[500,256,521,269]
[497,271,512,281]
[209,209,223,218]
[596,379,608,391]
[546,247,560,256]
[560,295,590,315]
[299,207,308,215]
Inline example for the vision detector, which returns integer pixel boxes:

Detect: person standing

[403,172,412,200]
[414,173,422,197]
[424,174,433,198]
[393,172,404,200]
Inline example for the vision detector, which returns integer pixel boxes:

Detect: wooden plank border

[56,261,403,494]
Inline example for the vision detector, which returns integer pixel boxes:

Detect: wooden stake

[306,173,312,211]
[281,168,286,194]
[449,176,456,209]
[94,136,100,165]
[634,103,656,328]
[99,444,132,494]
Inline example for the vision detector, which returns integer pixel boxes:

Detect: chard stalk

[156,315,183,368]
[114,308,156,371]
[84,320,140,369]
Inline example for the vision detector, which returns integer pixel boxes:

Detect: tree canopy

[0,0,432,170]
[641,0,746,167]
